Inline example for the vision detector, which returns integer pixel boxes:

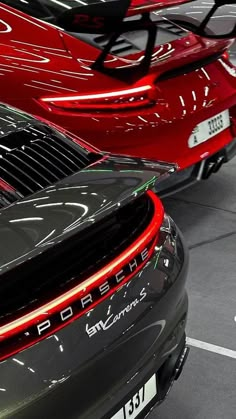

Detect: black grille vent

[82,20,187,58]
[0,126,94,208]
[0,193,154,323]
[94,34,139,55]
[161,22,187,37]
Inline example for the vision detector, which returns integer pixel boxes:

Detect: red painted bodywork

[127,0,193,15]
[0,4,236,171]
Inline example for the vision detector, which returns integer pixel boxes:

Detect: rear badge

[86,288,147,338]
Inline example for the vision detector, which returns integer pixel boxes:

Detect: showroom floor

[149,156,236,418]
[149,45,236,419]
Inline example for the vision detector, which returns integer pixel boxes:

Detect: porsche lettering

[36,247,150,337]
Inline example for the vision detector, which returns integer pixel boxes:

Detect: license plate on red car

[188,110,230,148]
[111,374,157,419]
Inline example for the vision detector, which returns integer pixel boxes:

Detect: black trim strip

[157,51,223,82]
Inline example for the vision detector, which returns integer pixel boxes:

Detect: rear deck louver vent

[94,34,139,55]
[0,126,93,208]
[92,20,187,57]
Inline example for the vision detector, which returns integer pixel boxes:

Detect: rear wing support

[92,13,158,82]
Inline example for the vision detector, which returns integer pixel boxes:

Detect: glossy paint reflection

[0,2,234,173]
[0,107,174,273]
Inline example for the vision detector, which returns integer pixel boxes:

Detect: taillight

[38,84,156,113]
[222,50,229,60]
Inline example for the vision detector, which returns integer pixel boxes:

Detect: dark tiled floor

[150,348,236,419]
[150,157,236,419]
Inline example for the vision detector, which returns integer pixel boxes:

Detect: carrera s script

[86,288,147,337]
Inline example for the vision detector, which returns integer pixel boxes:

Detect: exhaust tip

[174,346,190,381]
[158,340,189,400]
[202,155,225,179]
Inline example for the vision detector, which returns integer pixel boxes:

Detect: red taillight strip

[40,85,152,104]
[0,238,156,361]
[222,50,229,60]
[0,191,163,353]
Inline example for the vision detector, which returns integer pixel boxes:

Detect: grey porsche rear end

[0,104,188,419]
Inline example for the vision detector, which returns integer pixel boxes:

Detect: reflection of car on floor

[0,1,236,194]
[0,103,189,418]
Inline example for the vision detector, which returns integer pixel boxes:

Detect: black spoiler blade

[0,154,176,274]
[55,0,236,82]
[56,0,236,39]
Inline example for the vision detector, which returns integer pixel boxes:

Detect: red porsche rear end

[0,0,236,193]
[44,18,236,193]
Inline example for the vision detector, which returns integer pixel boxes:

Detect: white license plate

[188,110,230,148]
[111,374,157,419]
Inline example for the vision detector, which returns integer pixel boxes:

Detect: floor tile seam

[189,230,236,250]
[167,197,236,216]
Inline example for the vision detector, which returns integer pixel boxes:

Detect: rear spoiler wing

[56,0,236,39]
[56,0,236,82]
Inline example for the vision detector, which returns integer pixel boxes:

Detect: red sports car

[0,0,236,193]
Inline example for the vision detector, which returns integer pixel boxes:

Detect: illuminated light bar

[0,190,163,360]
[38,85,156,112]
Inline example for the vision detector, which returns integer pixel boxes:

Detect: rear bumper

[107,332,189,419]
[10,294,188,419]
[13,293,188,419]
[156,138,236,196]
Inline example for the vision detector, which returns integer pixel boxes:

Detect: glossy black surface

[0,194,153,321]
[0,102,175,273]
[0,157,174,269]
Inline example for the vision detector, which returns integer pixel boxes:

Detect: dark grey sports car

[0,104,189,418]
